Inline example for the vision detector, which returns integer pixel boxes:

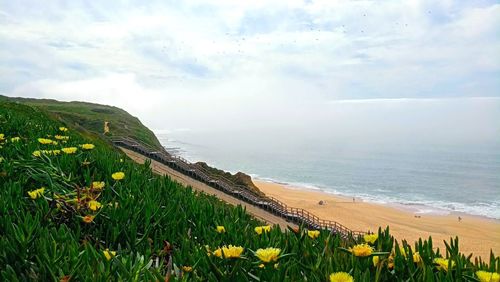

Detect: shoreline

[253,176,499,220]
[255,179,500,259]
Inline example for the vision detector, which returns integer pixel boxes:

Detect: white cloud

[1,0,499,135]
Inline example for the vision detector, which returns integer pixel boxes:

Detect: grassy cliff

[0,95,163,151]
[0,95,261,195]
[0,101,498,281]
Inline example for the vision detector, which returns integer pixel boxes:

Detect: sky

[1,0,499,143]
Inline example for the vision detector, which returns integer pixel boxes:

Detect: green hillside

[0,101,498,281]
[0,95,163,151]
[0,95,262,194]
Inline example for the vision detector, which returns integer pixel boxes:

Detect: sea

[155,131,500,220]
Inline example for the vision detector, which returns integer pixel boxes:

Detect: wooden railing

[112,137,365,239]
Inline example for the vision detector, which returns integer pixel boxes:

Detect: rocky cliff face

[195,162,264,196]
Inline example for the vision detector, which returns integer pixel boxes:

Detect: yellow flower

[88,200,102,211]
[434,258,455,272]
[476,271,500,282]
[254,225,271,235]
[61,147,78,154]
[54,135,70,140]
[52,150,61,155]
[258,264,265,268]
[255,247,281,263]
[38,138,55,145]
[59,127,68,132]
[80,143,95,150]
[103,249,116,260]
[413,252,422,263]
[11,137,21,142]
[364,233,378,244]
[92,181,105,190]
[182,266,193,272]
[213,248,222,258]
[82,215,95,223]
[213,245,244,259]
[400,247,410,258]
[27,187,45,199]
[0,133,4,140]
[205,245,212,256]
[373,256,380,267]
[350,244,373,257]
[329,272,354,282]
[307,230,320,239]
[216,226,226,233]
[112,172,125,180]
[32,150,41,157]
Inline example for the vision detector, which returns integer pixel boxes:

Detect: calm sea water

[155,131,500,219]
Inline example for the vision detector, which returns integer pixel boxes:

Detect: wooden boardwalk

[113,138,365,239]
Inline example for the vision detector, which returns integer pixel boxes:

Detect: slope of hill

[1,100,498,281]
[0,95,163,151]
[0,95,262,195]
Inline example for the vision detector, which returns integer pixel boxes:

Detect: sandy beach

[255,180,500,259]
[121,146,499,259]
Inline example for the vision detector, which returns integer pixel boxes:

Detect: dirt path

[120,148,294,229]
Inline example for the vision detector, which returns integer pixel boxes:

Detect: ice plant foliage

[1,102,499,281]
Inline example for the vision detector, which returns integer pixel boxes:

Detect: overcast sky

[1,0,499,141]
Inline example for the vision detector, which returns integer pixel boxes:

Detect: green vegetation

[0,95,163,151]
[195,161,264,197]
[0,95,262,195]
[1,101,499,281]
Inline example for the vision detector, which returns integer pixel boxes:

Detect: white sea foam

[253,176,500,219]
